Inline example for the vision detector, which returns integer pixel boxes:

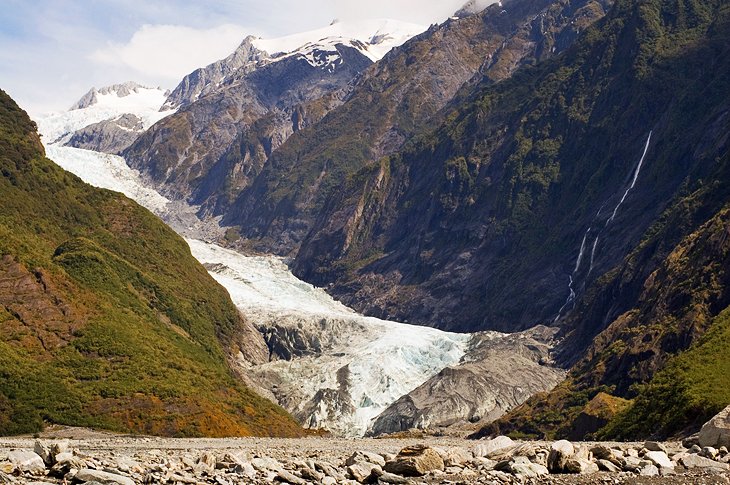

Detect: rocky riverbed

[1,428,730,484]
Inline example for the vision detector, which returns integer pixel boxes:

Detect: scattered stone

[442,447,472,467]
[700,446,719,459]
[74,468,135,485]
[547,440,575,473]
[699,405,730,448]
[251,457,282,472]
[644,441,667,453]
[321,477,336,485]
[679,454,730,472]
[348,462,381,483]
[346,450,386,467]
[33,441,52,466]
[7,450,46,475]
[275,469,307,485]
[502,456,549,477]
[384,445,444,477]
[564,458,599,474]
[371,467,410,484]
[638,463,659,476]
[473,436,514,458]
[597,459,621,473]
[644,450,674,469]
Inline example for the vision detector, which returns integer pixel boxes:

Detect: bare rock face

[65,113,144,154]
[384,445,445,476]
[699,405,730,448]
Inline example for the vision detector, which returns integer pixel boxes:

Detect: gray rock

[384,445,444,477]
[638,464,659,476]
[233,462,257,479]
[679,454,730,472]
[503,456,549,477]
[564,458,599,474]
[322,477,337,485]
[472,436,515,458]
[371,468,410,484]
[252,457,283,472]
[346,451,386,467]
[644,441,667,453]
[33,441,52,466]
[74,469,134,485]
[689,444,702,454]
[442,447,472,467]
[622,456,643,473]
[348,463,381,483]
[597,459,621,472]
[276,469,307,485]
[699,405,730,448]
[547,440,574,473]
[644,450,674,469]
[700,446,718,459]
[7,450,46,475]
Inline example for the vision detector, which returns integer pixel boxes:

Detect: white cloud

[90,23,252,82]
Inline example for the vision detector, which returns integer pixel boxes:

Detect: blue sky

[1,0,468,115]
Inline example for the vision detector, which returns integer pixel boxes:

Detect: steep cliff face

[0,89,301,437]
[225,0,612,254]
[291,0,728,335]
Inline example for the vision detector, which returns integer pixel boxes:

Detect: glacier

[36,104,475,437]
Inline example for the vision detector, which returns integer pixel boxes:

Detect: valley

[0,0,729,482]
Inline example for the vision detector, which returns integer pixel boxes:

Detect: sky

[0,0,470,116]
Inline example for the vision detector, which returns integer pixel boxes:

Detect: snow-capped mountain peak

[70,82,168,110]
[252,18,426,62]
[37,82,173,146]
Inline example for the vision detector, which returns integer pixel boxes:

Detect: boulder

[346,451,386,467]
[597,459,621,473]
[699,405,730,448]
[638,464,659,476]
[74,469,134,485]
[7,451,46,475]
[644,450,674,469]
[370,468,410,484]
[498,456,549,477]
[348,463,381,483]
[644,441,667,453]
[442,447,473,467]
[679,454,730,472]
[33,442,52,466]
[700,446,718,459]
[564,458,599,474]
[473,436,514,458]
[547,440,575,473]
[384,445,444,477]
[276,469,307,485]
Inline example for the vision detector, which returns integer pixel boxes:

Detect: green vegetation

[0,89,302,437]
[599,306,730,439]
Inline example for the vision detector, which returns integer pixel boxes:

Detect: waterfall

[606,131,653,225]
[553,131,653,322]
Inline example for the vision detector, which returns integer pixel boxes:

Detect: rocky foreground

[1,428,730,485]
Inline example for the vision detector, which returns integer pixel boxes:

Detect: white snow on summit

[36,82,173,145]
[253,18,426,63]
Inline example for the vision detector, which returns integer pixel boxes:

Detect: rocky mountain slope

[123,20,425,215]
[224,0,612,255]
[448,0,729,439]
[0,89,301,437]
